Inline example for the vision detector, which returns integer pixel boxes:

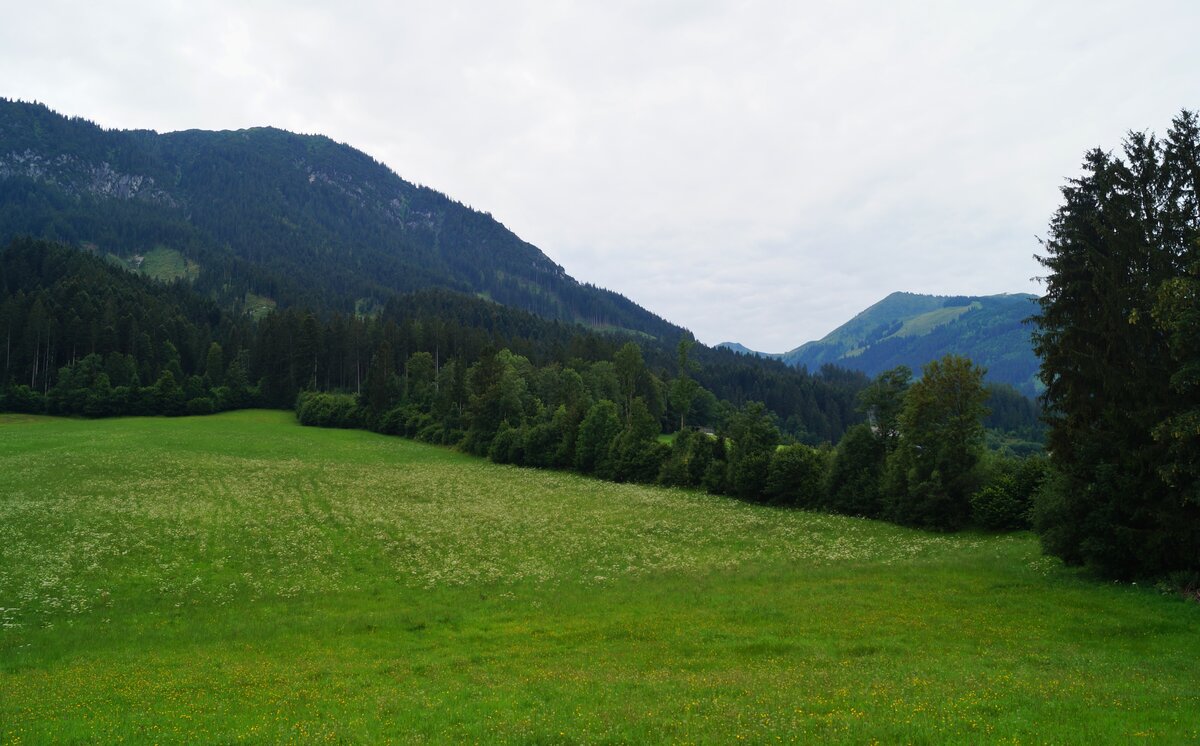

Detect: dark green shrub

[970,479,1026,530]
[186,397,215,416]
[766,444,829,507]
[729,450,771,501]
[488,422,524,465]
[971,454,1048,530]
[297,392,362,429]
[1,384,45,413]
[702,459,728,495]
[612,440,670,484]
[522,420,562,469]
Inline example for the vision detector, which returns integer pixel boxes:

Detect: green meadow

[1,411,1197,743]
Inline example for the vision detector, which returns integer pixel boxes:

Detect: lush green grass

[139,246,200,283]
[890,302,981,339]
[2,412,1198,743]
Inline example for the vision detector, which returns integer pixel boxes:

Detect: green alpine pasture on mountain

[2,411,1197,743]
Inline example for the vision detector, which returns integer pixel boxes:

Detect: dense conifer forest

[0,238,878,441]
[0,98,680,336]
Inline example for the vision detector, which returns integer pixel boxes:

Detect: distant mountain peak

[777,291,1041,395]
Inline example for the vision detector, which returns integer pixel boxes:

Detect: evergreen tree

[668,338,702,431]
[204,342,224,388]
[575,400,621,476]
[222,352,254,410]
[1152,270,1200,508]
[857,365,911,452]
[406,351,436,408]
[150,369,186,416]
[462,349,505,455]
[613,342,644,422]
[1033,114,1200,577]
[610,397,669,483]
[826,423,887,517]
[726,401,779,501]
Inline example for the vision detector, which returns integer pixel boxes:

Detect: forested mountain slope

[1,238,872,442]
[0,99,678,338]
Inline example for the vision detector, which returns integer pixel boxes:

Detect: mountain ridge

[725,291,1041,396]
[0,98,682,340]
[714,341,777,358]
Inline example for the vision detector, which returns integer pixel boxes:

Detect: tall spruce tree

[1033,112,1200,578]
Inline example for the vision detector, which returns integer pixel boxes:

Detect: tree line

[0,238,894,445]
[296,345,1044,534]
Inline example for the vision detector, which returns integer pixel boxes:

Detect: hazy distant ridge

[727,292,1041,396]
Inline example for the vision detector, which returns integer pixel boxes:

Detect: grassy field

[139,246,200,283]
[889,302,981,339]
[1,411,1198,743]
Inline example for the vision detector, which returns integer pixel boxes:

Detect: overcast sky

[3,1,1197,350]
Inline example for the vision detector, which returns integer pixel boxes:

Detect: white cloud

[2,0,1197,349]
